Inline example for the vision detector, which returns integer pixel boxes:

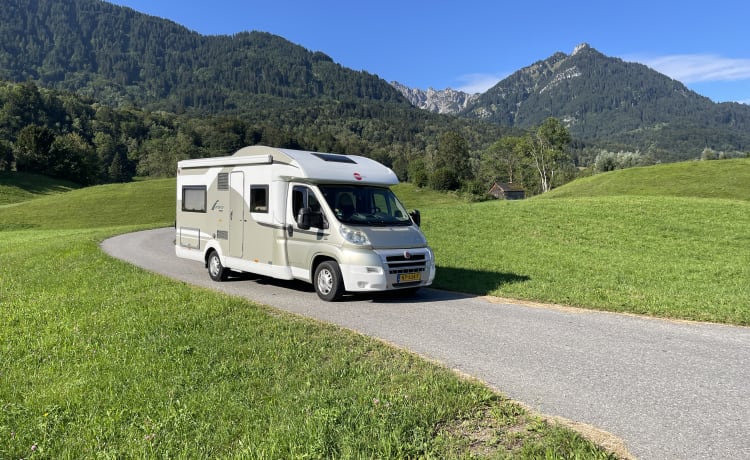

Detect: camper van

[175,145,435,301]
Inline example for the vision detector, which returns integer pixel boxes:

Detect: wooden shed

[488,182,525,200]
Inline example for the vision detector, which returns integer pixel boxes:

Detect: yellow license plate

[398,273,421,282]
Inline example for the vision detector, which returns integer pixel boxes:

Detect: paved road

[102,228,750,460]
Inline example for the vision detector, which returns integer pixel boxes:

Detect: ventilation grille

[217,173,229,190]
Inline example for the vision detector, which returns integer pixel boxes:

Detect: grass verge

[1,182,617,457]
[422,196,750,325]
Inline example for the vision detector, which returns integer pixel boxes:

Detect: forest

[0,79,591,197]
[1,0,748,196]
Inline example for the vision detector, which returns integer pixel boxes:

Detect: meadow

[401,158,750,325]
[2,158,747,457]
[0,178,616,458]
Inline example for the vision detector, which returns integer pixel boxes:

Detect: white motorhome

[175,145,435,301]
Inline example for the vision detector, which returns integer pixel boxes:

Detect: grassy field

[0,171,80,205]
[397,160,750,325]
[1,175,614,458]
[541,158,750,201]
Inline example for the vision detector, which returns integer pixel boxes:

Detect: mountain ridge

[1,0,748,165]
[389,82,478,114]
[393,43,750,161]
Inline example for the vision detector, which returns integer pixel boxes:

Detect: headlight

[340,226,371,246]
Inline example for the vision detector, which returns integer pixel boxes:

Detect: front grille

[386,253,427,275]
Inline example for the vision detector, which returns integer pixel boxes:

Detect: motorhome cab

[175,145,435,301]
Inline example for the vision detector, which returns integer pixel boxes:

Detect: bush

[407,159,429,188]
[429,168,459,191]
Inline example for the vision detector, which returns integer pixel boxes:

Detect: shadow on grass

[0,171,80,195]
[0,223,38,231]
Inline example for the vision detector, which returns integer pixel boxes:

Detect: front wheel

[207,250,229,282]
[314,261,344,302]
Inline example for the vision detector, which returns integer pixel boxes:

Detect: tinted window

[182,186,206,212]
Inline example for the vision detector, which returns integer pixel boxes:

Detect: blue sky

[108,0,750,104]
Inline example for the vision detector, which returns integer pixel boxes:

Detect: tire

[207,250,229,282]
[314,260,345,302]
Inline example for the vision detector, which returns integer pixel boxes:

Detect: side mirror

[409,209,421,227]
[297,207,327,230]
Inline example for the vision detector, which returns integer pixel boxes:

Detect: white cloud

[454,73,505,94]
[628,54,750,83]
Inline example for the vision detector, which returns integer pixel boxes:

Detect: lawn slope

[420,159,750,325]
[0,178,174,230]
[0,172,80,205]
[541,158,750,200]
[0,179,615,458]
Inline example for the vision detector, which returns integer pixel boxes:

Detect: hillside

[0,171,80,205]
[0,0,407,112]
[0,178,174,230]
[460,44,750,162]
[0,0,516,185]
[540,158,750,201]
[1,0,748,172]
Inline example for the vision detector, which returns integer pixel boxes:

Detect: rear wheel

[314,261,344,301]
[207,250,229,281]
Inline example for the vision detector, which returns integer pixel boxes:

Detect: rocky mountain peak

[390,81,479,114]
[572,42,591,55]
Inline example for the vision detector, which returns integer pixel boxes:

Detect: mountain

[1,0,747,167]
[390,82,478,114]
[459,43,750,161]
[0,0,409,113]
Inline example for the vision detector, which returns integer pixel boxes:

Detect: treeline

[1,79,584,196]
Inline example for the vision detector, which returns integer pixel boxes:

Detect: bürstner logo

[353,172,362,180]
[403,251,411,259]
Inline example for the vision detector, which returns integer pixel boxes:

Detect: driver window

[308,191,321,212]
[292,185,325,228]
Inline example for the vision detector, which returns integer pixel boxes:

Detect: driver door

[286,185,328,277]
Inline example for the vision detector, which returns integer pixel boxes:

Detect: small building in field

[488,182,525,200]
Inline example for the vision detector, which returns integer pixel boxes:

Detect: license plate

[398,273,421,283]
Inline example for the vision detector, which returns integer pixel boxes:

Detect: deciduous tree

[527,118,572,193]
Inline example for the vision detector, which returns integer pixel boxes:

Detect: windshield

[319,185,413,226]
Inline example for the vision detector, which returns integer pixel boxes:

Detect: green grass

[418,159,750,325]
[0,178,175,231]
[1,175,614,458]
[422,196,750,325]
[392,182,468,209]
[542,158,750,201]
[0,172,81,205]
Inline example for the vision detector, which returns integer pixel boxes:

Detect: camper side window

[250,185,268,213]
[182,186,206,213]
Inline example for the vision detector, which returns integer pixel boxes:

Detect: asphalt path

[101,228,750,460]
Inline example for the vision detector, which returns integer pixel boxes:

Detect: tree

[429,167,458,191]
[435,131,472,184]
[0,141,13,171]
[48,132,98,184]
[14,125,55,174]
[527,118,572,193]
[480,136,528,184]
[407,158,429,187]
